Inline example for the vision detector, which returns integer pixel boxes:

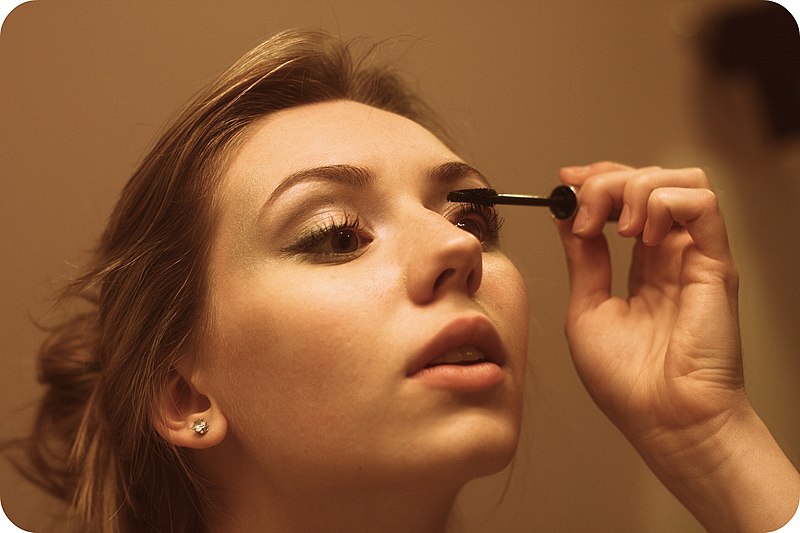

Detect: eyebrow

[261,160,491,211]
[429,161,491,189]
[262,164,373,208]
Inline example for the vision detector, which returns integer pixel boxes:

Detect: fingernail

[642,220,653,245]
[573,205,589,233]
[617,204,630,232]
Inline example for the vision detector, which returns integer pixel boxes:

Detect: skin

[557,162,799,532]
[163,100,530,532]
[156,103,799,531]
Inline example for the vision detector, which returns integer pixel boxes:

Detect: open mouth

[424,345,488,368]
[412,343,503,392]
[406,314,508,393]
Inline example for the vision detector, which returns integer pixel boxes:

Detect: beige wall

[1,1,797,531]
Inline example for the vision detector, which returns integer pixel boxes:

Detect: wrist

[631,398,749,482]
[632,402,800,532]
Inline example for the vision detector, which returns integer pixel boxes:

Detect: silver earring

[191,418,209,435]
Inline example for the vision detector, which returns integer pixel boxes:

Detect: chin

[461,420,520,478]
[421,406,522,484]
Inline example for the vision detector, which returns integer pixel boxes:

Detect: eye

[455,220,485,241]
[283,213,372,263]
[450,203,504,248]
[327,228,361,254]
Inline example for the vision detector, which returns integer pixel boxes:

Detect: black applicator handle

[546,185,578,220]
[447,185,619,221]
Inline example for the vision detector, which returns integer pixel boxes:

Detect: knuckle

[625,167,663,196]
[578,174,602,195]
[589,160,632,174]
[697,188,719,210]
[590,160,617,171]
[647,187,669,206]
[685,166,708,184]
[639,166,663,177]
[627,167,660,191]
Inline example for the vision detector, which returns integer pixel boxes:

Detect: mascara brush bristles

[446,188,498,204]
[447,188,552,207]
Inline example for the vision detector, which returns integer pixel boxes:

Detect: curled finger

[642,187,733,264]
[571,166,661,237]
[618,167,711,237]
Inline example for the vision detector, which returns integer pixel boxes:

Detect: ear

[154,364,228,449]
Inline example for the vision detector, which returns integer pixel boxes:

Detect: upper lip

[406,314,508,376]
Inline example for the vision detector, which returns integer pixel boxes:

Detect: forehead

[224,100,457,195]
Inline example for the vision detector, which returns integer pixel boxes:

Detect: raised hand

[556,161,744,442]
[555,161,798,532]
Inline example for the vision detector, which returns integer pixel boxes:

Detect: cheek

[482,255,530,368]
[484,256,529,328]
[202,268,390,434]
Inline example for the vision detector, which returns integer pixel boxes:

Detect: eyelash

[284,203,504,262]
[283,213,366,260]
[451,203,504,248]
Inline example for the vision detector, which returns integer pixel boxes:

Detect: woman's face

[200,100,529,493]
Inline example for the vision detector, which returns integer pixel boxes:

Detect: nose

[404,211,483,305]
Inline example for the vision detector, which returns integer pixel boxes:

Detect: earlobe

[154,367,228,449]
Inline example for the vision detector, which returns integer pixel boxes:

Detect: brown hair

[19,29,441,532]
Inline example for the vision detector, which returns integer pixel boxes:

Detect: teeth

[427,345,486,367]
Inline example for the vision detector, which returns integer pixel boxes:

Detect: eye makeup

[279,210,372,263]
[277,198,504,265]
[267,168,508,266]
[445,202,504,248]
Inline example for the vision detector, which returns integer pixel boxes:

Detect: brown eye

[449,203,504,248]
[285,213,371,263]
[456,219,485,242]
[330,228,360,253]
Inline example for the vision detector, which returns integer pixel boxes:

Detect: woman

[19,29,798,532]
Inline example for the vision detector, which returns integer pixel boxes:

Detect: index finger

[559,161,634,187]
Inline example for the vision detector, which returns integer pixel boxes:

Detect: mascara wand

[447,185,579,220]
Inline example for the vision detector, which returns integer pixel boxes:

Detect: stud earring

[191,418,209,435]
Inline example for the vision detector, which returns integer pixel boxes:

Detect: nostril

[433,268,455,292]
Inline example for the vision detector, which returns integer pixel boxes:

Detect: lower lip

[409,362,505,392]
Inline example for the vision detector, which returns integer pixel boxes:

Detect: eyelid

[280,210,372,263]
[264,191,360,235]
